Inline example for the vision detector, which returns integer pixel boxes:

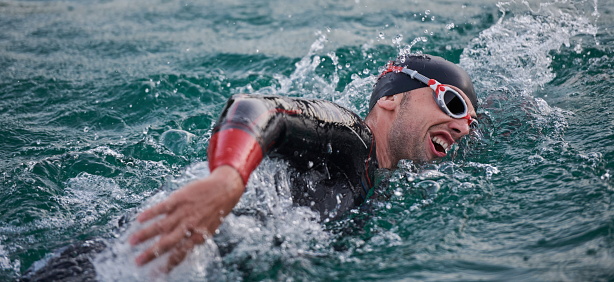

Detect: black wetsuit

[22,94,380,281]
[209,94,379,219]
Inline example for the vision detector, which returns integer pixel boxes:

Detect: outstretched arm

[128,94,370,273]
[129,165,244,272]
[129,95,273,273]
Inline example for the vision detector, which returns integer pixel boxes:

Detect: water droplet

[424,9,431,15]
[416,180,440,198]
[392,34,403,45]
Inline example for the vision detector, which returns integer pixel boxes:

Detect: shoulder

[229,94,362,120]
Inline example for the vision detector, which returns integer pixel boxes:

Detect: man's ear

[376,94,402,111]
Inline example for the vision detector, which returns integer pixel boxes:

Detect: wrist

[211,165,245,197]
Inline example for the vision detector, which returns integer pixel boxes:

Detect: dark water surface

[1,0,612,280]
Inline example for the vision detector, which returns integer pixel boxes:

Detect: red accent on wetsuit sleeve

[207,128,264,185]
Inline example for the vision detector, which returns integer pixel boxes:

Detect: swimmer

[128,54,479,272]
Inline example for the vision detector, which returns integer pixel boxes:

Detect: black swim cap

[369,54,477,111]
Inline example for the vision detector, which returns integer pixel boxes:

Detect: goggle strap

[399,67,431,86]
[378,64,431,87]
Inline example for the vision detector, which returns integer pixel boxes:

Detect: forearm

[207,128,262,186]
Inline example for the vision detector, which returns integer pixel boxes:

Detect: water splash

[93,159,332,280]
[461,0,599,95]
[458,0,600,167]
[0,241,20,278]
[59,173,127,225]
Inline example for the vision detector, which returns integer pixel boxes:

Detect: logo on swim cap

[369,54,477,111]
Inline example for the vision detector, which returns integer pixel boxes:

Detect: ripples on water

[1,0,612,281]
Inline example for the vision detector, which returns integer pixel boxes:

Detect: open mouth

[432,136,450,154]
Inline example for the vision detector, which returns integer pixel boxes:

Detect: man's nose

[448,118,471,139]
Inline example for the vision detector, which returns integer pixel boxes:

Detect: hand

[129,165,244,273]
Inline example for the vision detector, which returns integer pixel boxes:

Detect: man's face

[387,86,477,163]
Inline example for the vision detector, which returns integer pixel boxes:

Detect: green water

[1,0,612,280]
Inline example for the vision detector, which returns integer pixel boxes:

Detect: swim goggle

[380,63,478,129]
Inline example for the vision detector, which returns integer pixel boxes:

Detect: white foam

[0,240,20,275]
[460,0,598,94]
[93,160,329,280]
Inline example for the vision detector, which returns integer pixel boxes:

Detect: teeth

[432,136,450,153]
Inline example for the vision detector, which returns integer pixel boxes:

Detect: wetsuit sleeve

[207,94,299,184]
[207,94,374,186]
[207,127,263,185]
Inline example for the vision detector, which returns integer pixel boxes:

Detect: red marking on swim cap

[208,128,263,185]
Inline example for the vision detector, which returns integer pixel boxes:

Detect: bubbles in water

[601,171,611,181]
[392,34,403,45]
[159,129,196,155]
[416,180,440,198]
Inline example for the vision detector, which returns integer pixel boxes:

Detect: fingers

[137,199,174,223]
[130,207,185,246]
[135,224,190,266]
[163,236,194,273]
[163,232,209,273]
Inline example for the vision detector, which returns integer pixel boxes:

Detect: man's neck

[365,113,395,169]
